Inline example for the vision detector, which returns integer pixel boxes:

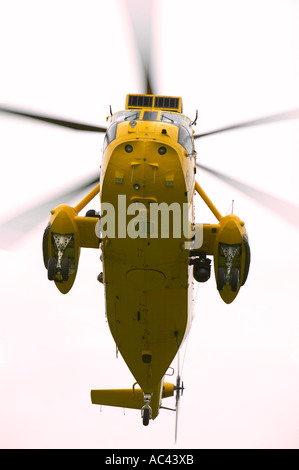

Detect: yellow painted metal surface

[100,109,195,395]
[44,185,100,294]
[47,205,81,294]
[213,214,249,304]
[75,216,99,248]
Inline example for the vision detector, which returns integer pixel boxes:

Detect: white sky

[0,0,299,449]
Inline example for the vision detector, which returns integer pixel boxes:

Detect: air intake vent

[154,96,180,110]
[128,95,153,108]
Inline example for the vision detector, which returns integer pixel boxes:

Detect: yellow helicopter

[1,0,299,440]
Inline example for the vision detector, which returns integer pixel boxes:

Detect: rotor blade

[125,0,155,94]
[0,105,106,133]
[194,108,299,139]
[0,171,100,249]
[196,163,299,228]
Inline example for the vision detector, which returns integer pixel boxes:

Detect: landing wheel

[217,267,225,291]
[61,258,70,282]
[142,407,150,426]
[85,209,100,218]
[231,268,239,292]
[47,257,56,281]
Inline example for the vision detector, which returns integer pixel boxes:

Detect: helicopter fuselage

[100,100,196,408]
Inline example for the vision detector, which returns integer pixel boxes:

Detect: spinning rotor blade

[194,108,299,139]
[0,105,106,133]
[125,0,156,94]
[196,163,299,228]
[0,171,100,249]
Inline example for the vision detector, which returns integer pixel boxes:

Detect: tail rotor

[174,369,184,442]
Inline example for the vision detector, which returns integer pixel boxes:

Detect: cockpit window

[103,109,194,156]
[142,111,158,121]
[160,112,185,126]
[184,116,192,131]
[103,122,118,152]
[116,110,141,122]
[178,126,193,156]
[160,112,193,155]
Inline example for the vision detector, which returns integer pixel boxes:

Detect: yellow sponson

[214,214,250,304]
[43,183,100,294]
[194,181,250,304]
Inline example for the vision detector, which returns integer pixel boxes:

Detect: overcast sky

[0,0,299,449]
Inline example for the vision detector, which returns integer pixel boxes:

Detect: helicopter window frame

[178,125,194,156]
[103,134,108,152]
[184,116,192,134]
[160,112,185,126]
[159,112,194,155]
[103,122,118,152]
[116,110,141,123]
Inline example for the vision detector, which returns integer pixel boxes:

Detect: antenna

[191,109,198,126]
